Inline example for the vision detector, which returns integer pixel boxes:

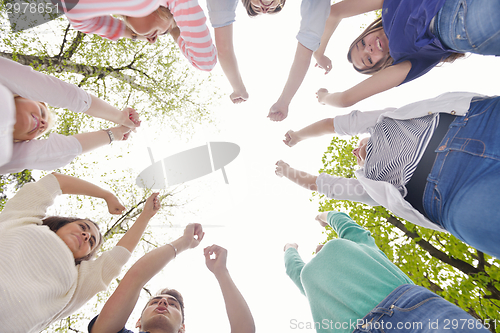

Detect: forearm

[73,127,127,154]
[215,26,246,94]
[115,211,157,253]
[295,118,335,142]
[86,95,123,124]
[277,43,313,106]
[283,166,318,191]
[314,9,342,58]
[213,269,255,333]
[51,172,113,198]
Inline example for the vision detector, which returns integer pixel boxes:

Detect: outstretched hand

[204,244,228,275]
[181,223,205,250]
[316,88,329,105]
[230,90,249,104]
[142,192,161,218]
[117,107,141,129]
[110,126,133,141]
[275,160,289,178]
[284,243,298,251]
[268,102,289,122]
[283,130,300,147]
[106,194,126,215]
[314,55,332,75]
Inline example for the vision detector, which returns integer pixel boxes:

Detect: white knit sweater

[0,174,131,333]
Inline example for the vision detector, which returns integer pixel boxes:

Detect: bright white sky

[30,1,500,332]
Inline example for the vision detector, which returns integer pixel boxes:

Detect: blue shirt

[382,0,455,84]
[88,315,146,333]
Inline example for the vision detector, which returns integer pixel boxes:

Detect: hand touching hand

[284,243,298,251]
[106,194,126,215]
[204,244,228,275]
[110,126,132,141]
[142,192,161,218]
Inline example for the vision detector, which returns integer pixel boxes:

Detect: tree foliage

[0,9,217,332]
[314,136,500,332]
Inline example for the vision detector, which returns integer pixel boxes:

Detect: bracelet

[104,129,114,144]
[167,243,177,258]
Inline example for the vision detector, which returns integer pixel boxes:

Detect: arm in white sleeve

[0,84,15,168]
[333,109,392,136]
[0,134,82,175]
[0,57,91,113]
[316,173,379,206]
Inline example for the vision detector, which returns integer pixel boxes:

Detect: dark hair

[142,288,185,323]
[42,216,103,265]
[242,0,286,17]
[347,17,465,75]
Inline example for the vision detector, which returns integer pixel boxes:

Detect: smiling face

[138,295,185,333]
[352,137,369,166]
[126,8,176,44]
[55,220,100,260]
[350,29,390,71]
[13,97,49,141]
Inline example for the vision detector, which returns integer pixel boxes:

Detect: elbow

[335,92,357,108]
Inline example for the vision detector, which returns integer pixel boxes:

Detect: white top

[317,92,483,232]
[0,174,131,333]
[205,0,330,51]
[0,57,90,174]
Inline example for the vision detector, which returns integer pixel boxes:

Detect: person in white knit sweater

[0,172,161,333]
[0,57,142,174]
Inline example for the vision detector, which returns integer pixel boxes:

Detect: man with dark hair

[88,223,255,333]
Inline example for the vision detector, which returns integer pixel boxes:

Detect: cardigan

[317,92,483,231]
[0,174,131,333]
[285,211,414,333]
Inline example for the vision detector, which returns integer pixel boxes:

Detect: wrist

[171,237,189,254]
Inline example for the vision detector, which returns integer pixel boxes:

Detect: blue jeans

[435,0,500,55]
[353,285,489,333]
[423,96,500,258]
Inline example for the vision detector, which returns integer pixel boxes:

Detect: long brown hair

[42,216,103,265]
[347,17,465,75]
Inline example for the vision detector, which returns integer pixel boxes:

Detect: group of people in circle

[1,0,499,332]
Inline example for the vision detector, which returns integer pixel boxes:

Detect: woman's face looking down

[13,97,49,141]
[350,29,390,71]
[56,220,100,260]
[352,138,369,166]
[127,10,175,44]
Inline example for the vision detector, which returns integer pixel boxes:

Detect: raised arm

[283,243,306,295]
[169,0,217,71]
[313,0,384,71]
[283,118,335,147]
[51,172,126,214]
[214,25,248,104]
[268,43,312,122]
[90,223,204,333]
[317,59,411,108]
[85,99,140,129]
[204,245,255,333]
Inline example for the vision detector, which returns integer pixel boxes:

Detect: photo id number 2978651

[5,2,59,14]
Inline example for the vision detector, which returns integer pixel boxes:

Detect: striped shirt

[64,0,217,71]
[364,113,438,197]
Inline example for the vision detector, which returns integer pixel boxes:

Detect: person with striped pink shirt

[61,0,217,71]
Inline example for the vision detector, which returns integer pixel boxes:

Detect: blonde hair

[347,17,465,75]
[121,6,177,33]
[13,94,55,140]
